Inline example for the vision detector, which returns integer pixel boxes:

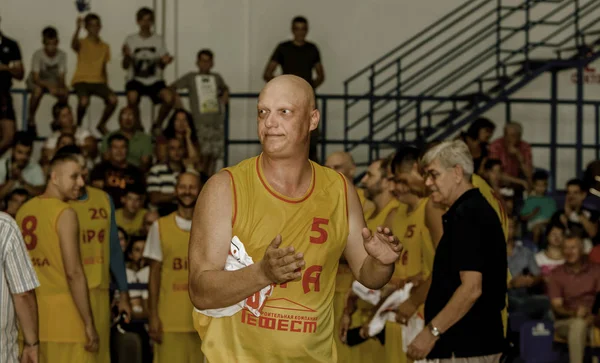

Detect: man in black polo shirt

[0,20,25,156]
[408,140,507,363]
[263,16,325,163]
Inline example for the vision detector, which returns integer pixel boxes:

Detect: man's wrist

[24,340,39,347]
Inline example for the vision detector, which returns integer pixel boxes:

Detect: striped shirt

[146,163,181,195]
[0,212,39,363]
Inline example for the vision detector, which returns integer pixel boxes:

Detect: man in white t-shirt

[143,172,203,362]
[122,7,174,132]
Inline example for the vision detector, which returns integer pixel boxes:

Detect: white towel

[351,281,382,306]
[194,236,273,318]
[367,282,413,337]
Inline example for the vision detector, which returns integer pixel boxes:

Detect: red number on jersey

[21,216,38,251]
[89,208,108,220]
[404,224,416,238]
[310,218,329,244]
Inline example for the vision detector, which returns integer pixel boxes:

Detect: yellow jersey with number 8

[16,197,87,342]
[197,155,349,363]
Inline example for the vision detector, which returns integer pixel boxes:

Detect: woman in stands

[459,117,496,175]
[535,223,565,277]
[162,109,200,169]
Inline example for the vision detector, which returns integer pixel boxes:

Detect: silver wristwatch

[428,323,441,337]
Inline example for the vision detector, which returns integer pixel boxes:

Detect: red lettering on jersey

[21,216,38,251]
[246,291,261,310]
[302,265,322,293]
[310,218,329,244]
[405,224,416,238]
[173,258,188,270]
[32,257,50,267]
[86,230,96,243]
[303,321,317,333]
[89,208,108,220]
[291,320,302,332]
[401,250,409,266]
[259,316,277,330]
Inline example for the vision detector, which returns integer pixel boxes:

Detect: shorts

[126,80,166,104]
[0,91,16,121]
[73,82,114,102]
[153,332,202,363]
[90,289,111,363]
[197,123,225,158]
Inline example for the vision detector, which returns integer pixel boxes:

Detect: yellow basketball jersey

[158,212,195,332]
[70,187,112,290]
[199,155,349,363]
[115,208,147,236]
[472,174,509,240]
[364,199,401,231]
[16,197,86,342]
[391,198,432,283]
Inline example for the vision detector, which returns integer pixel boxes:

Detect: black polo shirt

[270,41,321,86]
[0,34,22,91]
[425,188,507,359]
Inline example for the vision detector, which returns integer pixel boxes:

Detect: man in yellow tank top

[54,144,132,363]
[144,172,203,363]
[338,158,400,362]
[390,146,511,338]
[16,152,99,363]
[324,150,373,362]
[188,75,402,363]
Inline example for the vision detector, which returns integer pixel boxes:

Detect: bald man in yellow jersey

[325,150,374,362]
[145,173,203,363]
[390,146,510,337]
[188,75,402,363]
[16,152,99,363]
[338,157,401,362]
[55,145,132,363]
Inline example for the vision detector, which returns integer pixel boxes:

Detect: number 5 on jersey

[310,218,329,244]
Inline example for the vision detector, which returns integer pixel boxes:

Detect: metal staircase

[343,0,600,163]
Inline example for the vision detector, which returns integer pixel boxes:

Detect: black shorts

[125,80,166,104]
[0,91,16,121]
[73,82,114,102]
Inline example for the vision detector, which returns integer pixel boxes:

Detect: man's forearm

[356,255,394,290]
[553,305,576,319]
[580,215,598,238]
[0,180,17,200]
[67,272,95,327]
[408,275,432,308]
[13,290,38,344]
[430,282,480,333]
[190,263,271,310]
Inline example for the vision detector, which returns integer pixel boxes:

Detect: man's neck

[42,187,67,202]
[260,153,313,198]
[139,30,152,38]
[177,206,194,220]
[110,160,127,169]
[404,194,421,212]
[87,35,100,42]
[168,161,183,172]
[566,260,584,273]
[546,245,563,257]
[122,209,137,220]
[372,192,394,216]
[120,129,135,139]
[293,39,306,46]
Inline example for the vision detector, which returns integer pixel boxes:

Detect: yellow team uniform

[70,187,112,363]
[154,212,202,363]
[345,199,401,363]
[472,174,510,336]
[385,198,433,363]
[115,208,147,236]
[16,197,96,363]
[194,155,349,362]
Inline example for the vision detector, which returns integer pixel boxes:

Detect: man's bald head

[260,75,316,111]
[325,151,356,180]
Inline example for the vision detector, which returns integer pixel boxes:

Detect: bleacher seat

[520,320,559,363]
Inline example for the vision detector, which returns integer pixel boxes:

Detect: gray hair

[421,140,474,180]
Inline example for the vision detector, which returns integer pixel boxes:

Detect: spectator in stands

[263,16,324,163]
[171,51,229,174]
[535,223,565,277]
[123,7,174,132]
[42,103,97,171]
[116,185,147,237]
[460,117,496,175]
[147,137,193,216]
[100,107,153,171]
[163,109,200,168]
[118,226,129,252]
[154,135,168,165]
[0,132,45,201]
[141,210,159,237]
[521,170,557,244]
[2,188,29,218]
[548,233,600,363]
[0,213,40,363]
[506,217,550,319]
[112,235,151,363]
[0,21,24,157]
[551,178,598,253]
[26,26,68,136]
[71,13,118,134]
[489,122,533,185]
[91,134,145,209]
